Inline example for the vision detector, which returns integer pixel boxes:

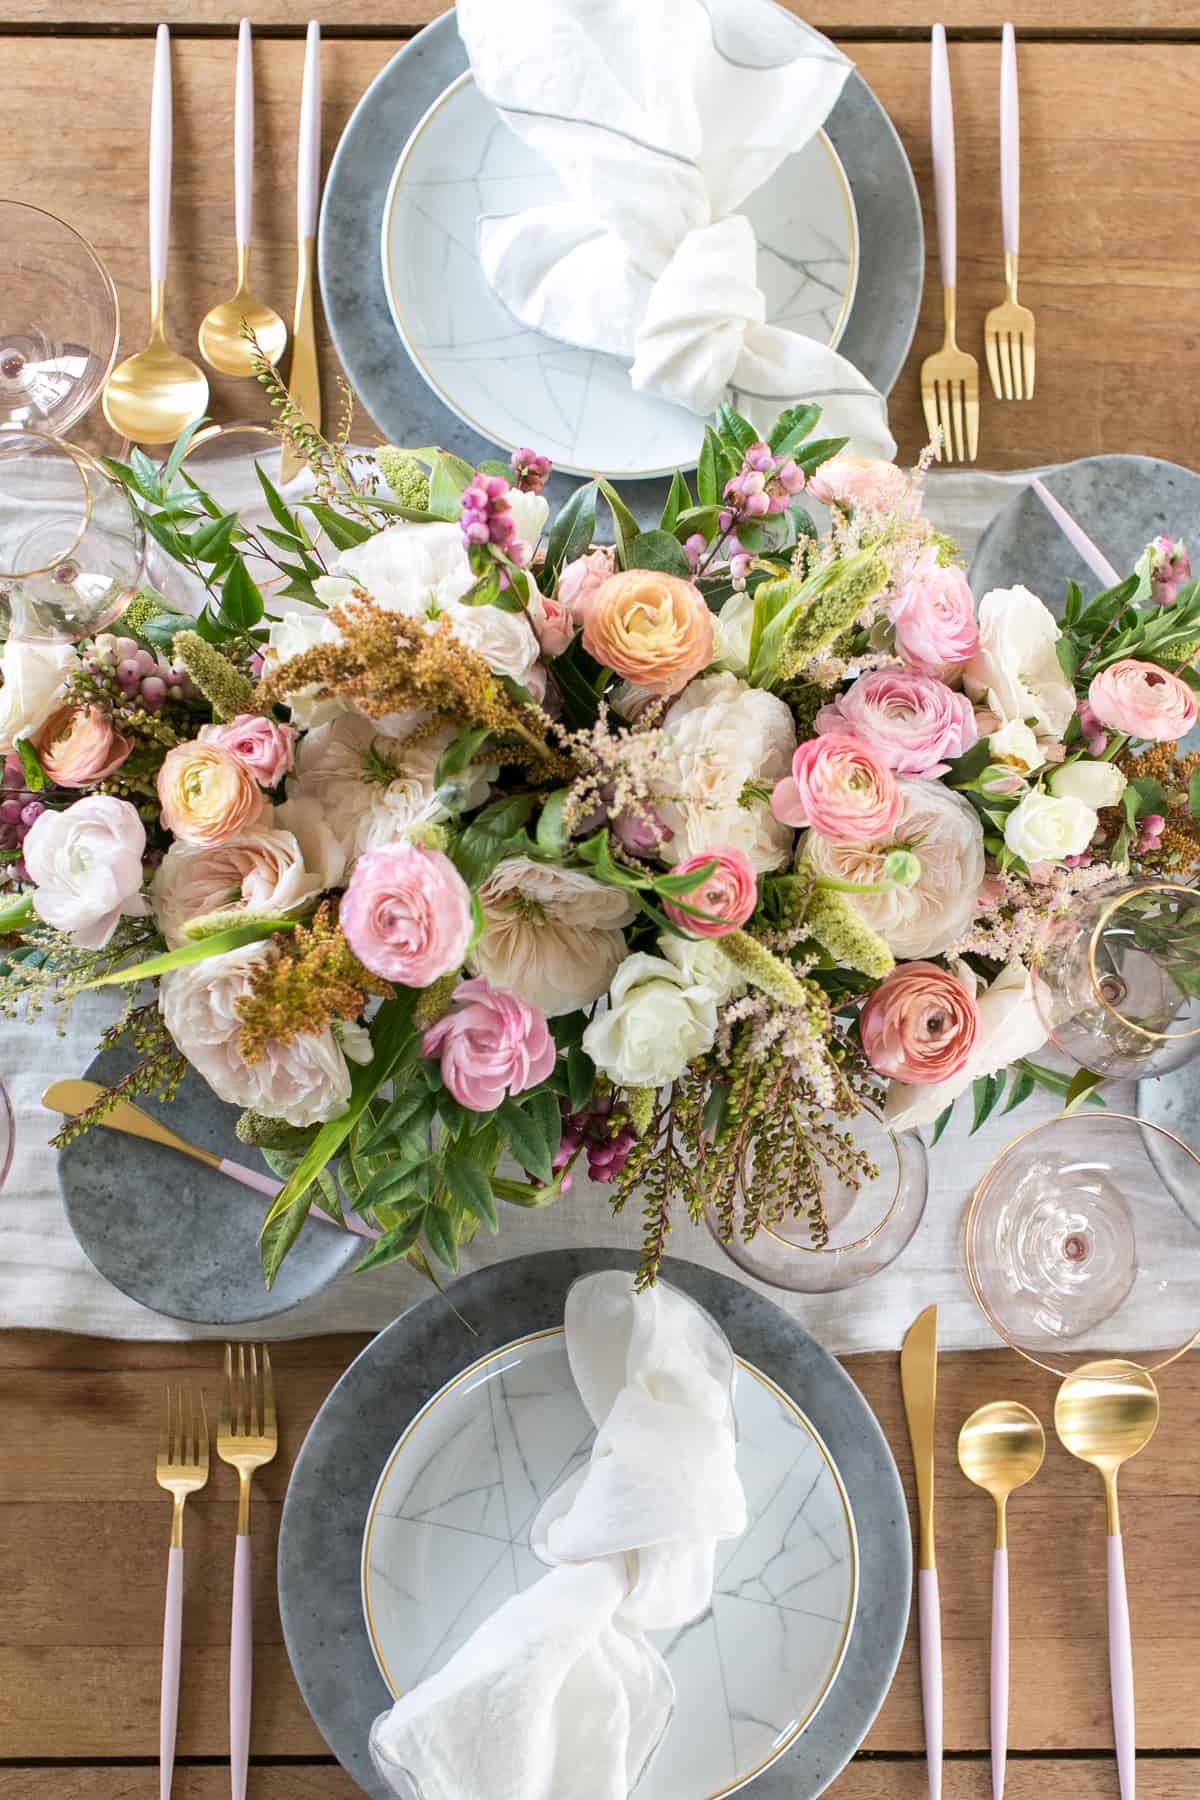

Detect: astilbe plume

[234,902,393,1065]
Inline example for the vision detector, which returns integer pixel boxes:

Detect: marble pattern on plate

[363,1332,856,1800]
[383,75,855,478]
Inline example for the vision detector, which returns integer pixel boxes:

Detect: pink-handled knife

[901,1305,941,1800]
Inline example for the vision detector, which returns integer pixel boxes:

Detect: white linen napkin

[455,0,895,459]
[369,1271,747,1800]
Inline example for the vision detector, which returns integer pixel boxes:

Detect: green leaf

[360,1085,436,1154]
[443,1156,499,1233]
[527,1087,563,1169]
[1001,1065,1037,1114]
[768,403,821,458]
[260,1192,314,1286]
[1055,636,1079,680]
[1188,769,1200,825]
[930,1104,955,1145]
[138,609,195,651]
[1018,1058,1107,1106]
[129,445,164,503]
[567,1043,595,1114]
[0,892,34,933]
[304,502,374,551]
[451,793,538,888]
[220,557,264,629]
[535,788,571,856]
[423,1202,460,1270]
[697,428,723,508]
[1065,1067,1106,1112]
[626,529,692,579]
[653,858,718,898]
[791,435,849,477]
[1128,775,1167,820]
[428,451,473,519]
[16,738,46,791]
[162,419,209,492]
[713,403,758,453]
[434,724,493,790]
[970,1071,1006,1134]
[498,1097,554,1183]
[254,459,300,535]
[672,504,723,541]
[943,738,992,788]
[544,480,598,587]
[82,919,296,989]
[595,476,639,567]
[1063,578,1084,628]
[354,1214,424,1273]
[186,510,239,563]
[659,469,692,534]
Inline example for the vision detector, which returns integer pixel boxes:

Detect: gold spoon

[958,1402,1046,1800]
[1055,1359,1160,1800]
[102,25,209,446]
[197,20,289,378]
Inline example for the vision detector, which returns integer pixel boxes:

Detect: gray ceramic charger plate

[56,1045,359,1324]
[318,10,923,521]
[278,1248,911,1800]
[969,454,1200,615]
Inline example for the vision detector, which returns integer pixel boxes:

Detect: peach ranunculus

[157,740,265,846]
[33,704,133,788]
[582,569,714,695]
[859,961,980,1084]
[1087,658,1199,743]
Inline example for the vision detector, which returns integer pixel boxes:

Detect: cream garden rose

[582,952,719,1087]
[471,857,636,1016]
[964,585,1076,739]
[152,823,332,948]
[0,639,78,754]
[1003,789,1097,863]
[653,671,797,872]
[1048,759,1128,810]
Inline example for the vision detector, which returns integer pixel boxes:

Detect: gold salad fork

[984,23,1035,400]
[156,1388,209,1800]
[921,25,980,462]
[217,1345,278,1800]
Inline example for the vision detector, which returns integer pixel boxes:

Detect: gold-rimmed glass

[0,429,145,641]
[1032,880,1200,1079]
[1,201,120,440]
[963,1109,1200,1377]
[705,1103,928,1292]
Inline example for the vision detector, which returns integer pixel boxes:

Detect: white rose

[657,932,747,1004]
[23,795,149,949]
[1048,759,1127,810]
[712,591,756,676]
[654,671,796,872]
[263,611,346,728]
[885,960,1049,1131]
[159,944,363,1129]
[336,521,475,616]
[441,598,542,691]
[0,639,78,753]
[471,856,635,1016]
[964,585,1076,739]
[989,718,1043,773]
[805,778,985,959]
[1004,789,1097,863]
[152,824,331,948]
[505,487,550,548]
[582,952,718,1087]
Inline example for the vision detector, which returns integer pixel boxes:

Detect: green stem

[0,892,34,932]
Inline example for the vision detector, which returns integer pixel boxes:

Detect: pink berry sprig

[550,1092,637,1190]
[460,473,532,591]
[82,634,196,715]
[510,447,552,494]
[717,440,807,580]
[0,757,46,885]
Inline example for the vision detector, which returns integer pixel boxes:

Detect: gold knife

[901,1303,942,1800]
[279,21,322,487]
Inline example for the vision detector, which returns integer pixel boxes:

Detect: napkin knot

[630,215,765,415]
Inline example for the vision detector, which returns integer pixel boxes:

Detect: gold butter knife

[901,1303,942,1800]
[279,21,322,487]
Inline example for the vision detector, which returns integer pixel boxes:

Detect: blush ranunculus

[807,455,915,515]
[815,668,978,777]
[661,845,758,938]
[340,843,473,986]
[859,961,980,1085]
[157,741,265,845]
[200,714,296,787]
[421,975,556,1111]
[23,794,149,948]
[557,546,617,624]
[889,558,980,675]
[771,734,899,842]
[583,569,714,695]
[33,704,133,787]
[1087,658,1199,742]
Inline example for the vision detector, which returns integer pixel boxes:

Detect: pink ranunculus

[526,588,577,657]
[200,714,296,788]
[889,558,980,676]
[557,546,617,626]
[662,845,758,938]
[807,454,914,515]
[1087,658,1198,743]
[422,975,556,1111]
[859,961,980,1085]
[815,667,978,777]
[771,735,899,842]
[340,844,474,986]
[33,704,133,788]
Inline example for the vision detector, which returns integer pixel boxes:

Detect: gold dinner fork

[155,1387,209,1800]
[921,25,980,462]
[984,24,1035,400]
[217,1345,278,1800]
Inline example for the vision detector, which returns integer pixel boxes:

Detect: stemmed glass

[0,1079,11,1194]
[1,202,120,441]
[0,430,145,641]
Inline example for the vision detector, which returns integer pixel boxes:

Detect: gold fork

[984,23,1035,400]
[217,1345,278,1800]
[155,1387,209,1800]
[921,25,980,462]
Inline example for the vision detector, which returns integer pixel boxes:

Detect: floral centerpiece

[3,384,1199,1290]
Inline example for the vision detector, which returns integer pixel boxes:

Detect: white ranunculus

[0,639,78,753]
[152,824,331,948]
[1004,789,1098,863]
[159,944,364,1129]
[23,795,149,949]
[263,611,347,728]
[653,671,796,872]
[1048,758,1128,810]
[471,856,636,1016]
[885,960,1049,1131]
[964,585,1076,740]
[711,590,756,676]
[657,932,747,1004]
[441,598,542,691]
[989,718,1043,773]
[335,521,476,616]
[582,952,718,1087]
[804,778,985,959]
[506,487,550,548]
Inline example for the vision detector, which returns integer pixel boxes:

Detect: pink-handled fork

[217,1345,278,1800]
[155,1388,209,1800]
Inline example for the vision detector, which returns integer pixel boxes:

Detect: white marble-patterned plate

[381,72,859,480]
[361,1327,858,1799]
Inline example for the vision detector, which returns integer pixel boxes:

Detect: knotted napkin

[369,1271,747,1800]
[455,0,895,458]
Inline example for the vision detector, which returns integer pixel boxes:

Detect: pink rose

[771,735,899,842]
[815,668,977,777]
[526,589,577,657]
[200,714,296,787]
[662,845,758,938]
[422,975,556,1111]
[807,454,914,515]
[889,558,980,676]
[33,704,132,788]
[557,547,617,625]
[859,961,980,1085]
[1087,658,1198,743]
[340,843,473,986]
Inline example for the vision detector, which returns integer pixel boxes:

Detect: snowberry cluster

[84,635,195,714]
[551,1092,637,1188]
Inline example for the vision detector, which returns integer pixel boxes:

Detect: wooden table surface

[5,1,1200,1796]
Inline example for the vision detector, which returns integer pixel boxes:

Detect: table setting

[6,2,1200,1799]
